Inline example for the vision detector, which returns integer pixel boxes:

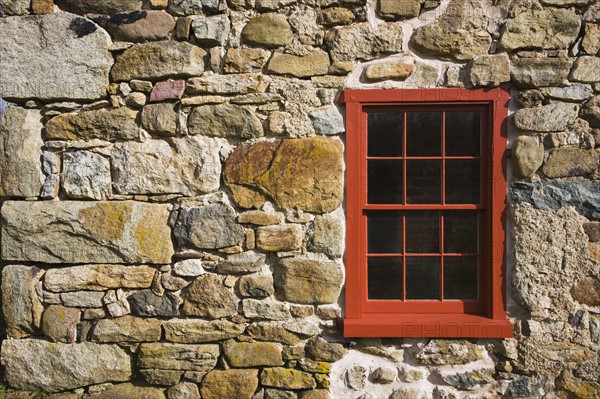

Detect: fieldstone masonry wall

[0,0,599,398]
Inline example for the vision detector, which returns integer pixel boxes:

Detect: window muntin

[342,88,512,338]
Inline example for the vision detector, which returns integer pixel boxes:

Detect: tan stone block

[257,224,303,252]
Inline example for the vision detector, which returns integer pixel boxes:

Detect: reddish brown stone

[32,0,54,14]
[150,80,186,102]
[571,277,600,306]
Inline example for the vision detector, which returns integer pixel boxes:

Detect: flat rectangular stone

[1,201,174,264]
[138,343,219,372]
[44,265,156,292]
[150,80,185,102]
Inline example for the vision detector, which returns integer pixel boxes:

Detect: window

[341,88,513,338]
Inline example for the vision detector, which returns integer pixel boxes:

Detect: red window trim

[340,88,513,338]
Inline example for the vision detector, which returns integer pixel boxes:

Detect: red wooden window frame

[340,88,513,338]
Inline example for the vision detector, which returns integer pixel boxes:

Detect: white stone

[309,106,345,136]
[62,151,112,200]
[192,14,230,47]
[173,259,205,277]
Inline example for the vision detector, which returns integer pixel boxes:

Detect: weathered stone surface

[571,277,600,306]
[139,343,219,372]
[141,369,183,386]
[410,0,490,62]
[214,251,266,275]
[224,340,284,367]
[168,0,227,15]
[256,224,303,252]
[310,211,344,257]
[141,103,178,137]
[107,11,175,42]
[247,322,301,345]
[224,48,270,73]
[542,147,599,178]
[267,50,330,78]
[467,54,510,87]
[174,204,245,250]
[45,265,155,292]
[378,0,420,19]
[186,74,270,95]
[173,259,204,277]
[261,368,316,390]
[441,369,494,390]
[541,85,593,102]
[166,382,199,399]
[581,96,600,128]
[265,389,297,399]
[112,136,224,196]
[238,210,284,225]
[88,383,165,399]
[275,258,343,304]
[325,22,403,62]
[2,0,30,15]
[510,57,572,88]
[238,273,274,298]
[346,366,367,390]
[55,0,143,14]
[370,367,397,384]
[191,14,230,47]
[363,61,414,82]
[224,137,343,213]
[2,265,44,339]
[1,201,173,264]
[60,291,105,308]
[305,337,346,362]
[415,340,483,365]
[164,319,245,343]
[512,179,600,219]
[512,136,544,178]
[513,102,578,132]
[308,106,345,136]
[242,13,293,48]
[42,305,80,343]
[570,56,600,83]
[243,298,291,320]
[0,13,112,101]
[128,290,181,317]
[1,339,132,392]
[150,80,185,102]
[183,274,238,318]
[583,222,600,242]
[62,151,111,200]
[200,369,259,399]
[188,104,264,139]
[499,8,580,51]
[582,23,600,55]
[45,108,139,141]
[0,107,44,197]
[111,41,206,81]
[558,369,600,399]
[92,315,162,343]
[320,7,355,27]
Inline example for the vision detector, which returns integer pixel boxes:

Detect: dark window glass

[405,257,440,300]
[368,160,403,204]
[445,160,480,204]
[445,112,481,156]
[368,257,403,300]
[406,160,441,204]
[368,212,403,254]
[444,211,478,253]
[444,257,478,299]
[368,113,404,157]
[406,112,442,156]
[405,211,439,254]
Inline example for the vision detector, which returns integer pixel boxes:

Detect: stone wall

[0,0,599,398]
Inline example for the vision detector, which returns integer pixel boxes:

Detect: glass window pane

[405,211,439,254]
[368,212,403,254]
[368,257,403,300]
[444,257,478,300]
[406,112,441,156]
[406,160,441,204]
[368,160,403,204]
[445,112,481,156]
[368,113,404,157]
[405,257,440,300]
[445,160,480,204]
[444,211,478,253]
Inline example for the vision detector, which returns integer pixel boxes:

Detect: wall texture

[0,0,599,398]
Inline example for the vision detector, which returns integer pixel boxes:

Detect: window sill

[340,314,513,338]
